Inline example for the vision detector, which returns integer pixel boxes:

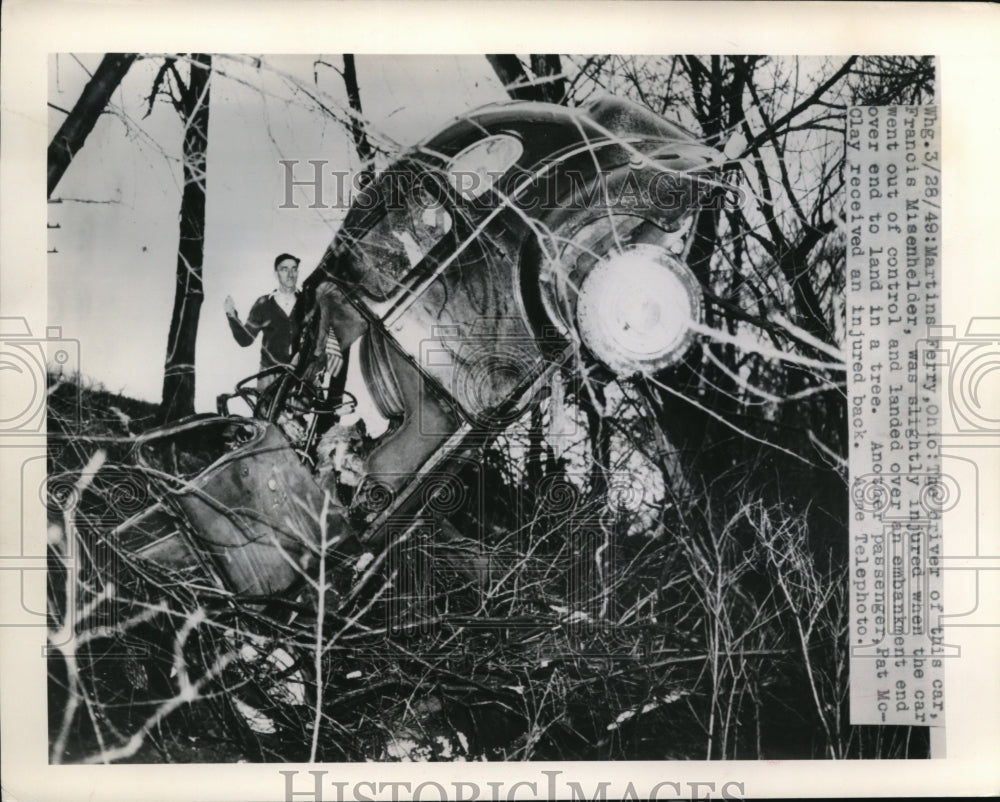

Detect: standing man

[224,253,303,392]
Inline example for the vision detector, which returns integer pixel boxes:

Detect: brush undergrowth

[45,374,928,762]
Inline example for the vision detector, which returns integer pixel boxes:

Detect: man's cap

[274,253,301,269]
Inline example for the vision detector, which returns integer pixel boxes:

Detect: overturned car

[118,95,731,608]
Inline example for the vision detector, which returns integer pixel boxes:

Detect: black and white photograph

[3,2,1000,799]
[42,49,937,761]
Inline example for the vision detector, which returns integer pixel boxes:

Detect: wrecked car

[118,95,729,607]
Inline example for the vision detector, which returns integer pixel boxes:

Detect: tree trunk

[486,55,547,102]
[48,53,137,198]
[159,54,211,423]
[342,55,375,191]
[529,55,566,104]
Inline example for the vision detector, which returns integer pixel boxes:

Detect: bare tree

[341,54,376,190]
[555,56,934,491]
[48,53,138,198]
[529,55,567,104]
[157,54,212,422]
[487,54,565,104]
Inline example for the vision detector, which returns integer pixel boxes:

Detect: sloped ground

[45,375,929,762]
